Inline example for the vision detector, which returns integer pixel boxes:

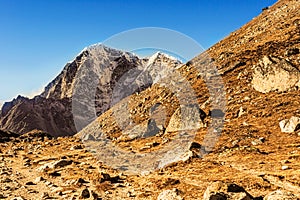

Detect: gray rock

[166,104,206,133]
[251,56,300,93]
[82,134,96,142]
[157,189,183,200]
[119,119,161,141]
[38,159,73,172]
[279,116,300,133]
[264,190,297,200]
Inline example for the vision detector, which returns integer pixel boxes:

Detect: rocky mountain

[73,0,300,197]
[1,0,300,199]
[0,45,181,136]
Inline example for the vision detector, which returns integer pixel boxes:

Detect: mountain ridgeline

[0,45,181,136]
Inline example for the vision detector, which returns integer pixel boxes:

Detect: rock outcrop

[165,104,206,133]
[251,56,300,93]
[157,189,183,200]
[203,181,255,200]
[263,190,298,200]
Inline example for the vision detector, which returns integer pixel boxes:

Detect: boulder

[79,188,90,199]
[82,134,96,141]
[119,119,161,141]
[264,190,297,200]
[38,159,73,172]
[279,116,300,133]
[203,181,254,200]
[157,189,183,200]
[251,56,300,93]
[166,104,206,133]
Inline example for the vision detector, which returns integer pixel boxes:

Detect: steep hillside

[73,0,300,198]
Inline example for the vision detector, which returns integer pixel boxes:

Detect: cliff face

[0,45,181,136]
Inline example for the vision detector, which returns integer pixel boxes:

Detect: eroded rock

[203,181,254,200]
[157,189,183,200]
[264,190,297,200]
[279,116,300,133]
[166,104,206,133]
[251,56,300,93]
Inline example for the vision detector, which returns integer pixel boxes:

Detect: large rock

[251,56,300,93]
[119,119,161,141]
[157,189,183,200]
[38,159,73,172]
[203,181,254,200]
[279,116,300,133]
[166,104,206,133]
[264,190,297,200]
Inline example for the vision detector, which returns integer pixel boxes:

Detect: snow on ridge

[145,51,182,67]
[68,43,181,66]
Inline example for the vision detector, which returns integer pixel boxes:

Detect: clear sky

[0,0,277,106]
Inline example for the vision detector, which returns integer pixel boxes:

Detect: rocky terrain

[1,0,300,199]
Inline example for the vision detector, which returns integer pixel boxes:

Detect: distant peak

[147,51,182,65]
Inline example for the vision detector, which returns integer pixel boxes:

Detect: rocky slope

[0,45,181,136]
[74,0,300,198]
[1,0,300,199]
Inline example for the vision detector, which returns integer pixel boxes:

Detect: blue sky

[0,0,277,106]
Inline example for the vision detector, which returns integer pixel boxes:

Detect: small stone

[264,190,297,200]
[279,116,300,133]
[51,159,73,168]
[238,106,246,117]
[38,159,73,172]
[281,160,291,164]
[75,178,89,185]
[1,177,12,183]
[82,134,96,141]
[80,188,90,199]
[157,189,183,200]
[25,181,36,185]
[251,137,265,146]
[70,144,84,150]
[41,192,50,199]
[34,176,45,183]
[127,191,136,197]
[281,165,289,170]
[11,197,24,200]
[285,48,299,56]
